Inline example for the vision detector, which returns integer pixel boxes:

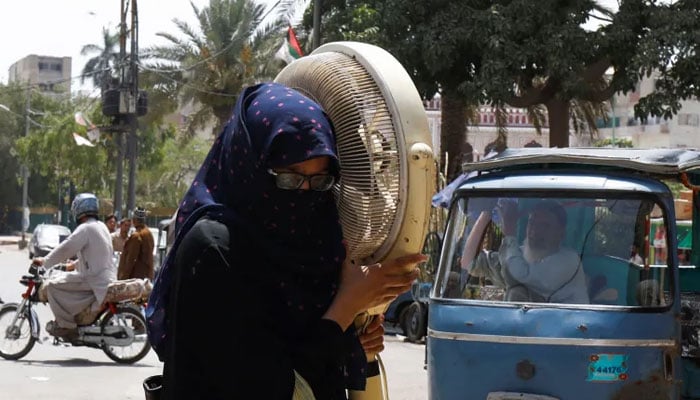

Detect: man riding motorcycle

[32,193,116,340]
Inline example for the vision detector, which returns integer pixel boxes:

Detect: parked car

[28,223,71,259]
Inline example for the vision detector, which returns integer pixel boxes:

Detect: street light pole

[18,89,31,249]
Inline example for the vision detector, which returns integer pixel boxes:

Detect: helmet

[71,193,99,224]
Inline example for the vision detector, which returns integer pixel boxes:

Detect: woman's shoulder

[173,218,233,270]
[180,218,231,250]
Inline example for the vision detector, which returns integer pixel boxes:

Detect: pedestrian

[111,217,131,252]
[104,214,117,233]
[117,207,154,280]
[653,224,667,264]
[145,82,424,400]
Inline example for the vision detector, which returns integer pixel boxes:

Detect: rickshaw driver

[462,199,589,304]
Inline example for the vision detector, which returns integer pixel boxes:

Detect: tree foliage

[80,27,120,92]
[0,84,26,210]
[143,0,294,138]
[380,0,700,150]
[14,96,110,199]
[7,90,174,213]
[138,135,210,207]
[300,0,384,45]
[632,0,700,120]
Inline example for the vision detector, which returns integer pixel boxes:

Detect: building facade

[424,96,550,161]
[597,75,700,148]
[425,76,700,158]
[8,55,72,96]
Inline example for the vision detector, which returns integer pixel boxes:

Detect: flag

[275,26,304,64]
[72,132,95,147]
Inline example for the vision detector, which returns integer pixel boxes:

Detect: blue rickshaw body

[428,303,678,399]
[428,148,700,400]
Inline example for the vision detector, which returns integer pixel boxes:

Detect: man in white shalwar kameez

[33,193,116,338]
[461,199,589,304]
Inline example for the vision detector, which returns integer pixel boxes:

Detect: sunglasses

[267,169,336,191]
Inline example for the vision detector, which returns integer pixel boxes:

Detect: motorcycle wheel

[0,304,36,360]
[101,305,151,364]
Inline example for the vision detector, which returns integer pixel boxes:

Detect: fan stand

[275,41,436,400]
[347,313,390,400]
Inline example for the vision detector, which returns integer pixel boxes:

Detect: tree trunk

[214,105,233,137]
[545,98,570,148]
[440,93,468,182]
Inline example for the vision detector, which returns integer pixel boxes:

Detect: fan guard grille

[276,52,404,263]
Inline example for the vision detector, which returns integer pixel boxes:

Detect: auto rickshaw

[428,148,700,399]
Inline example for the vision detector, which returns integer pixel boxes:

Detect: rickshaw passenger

[462,199,589,304]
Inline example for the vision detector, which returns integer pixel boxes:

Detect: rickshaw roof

[464,148,700,176]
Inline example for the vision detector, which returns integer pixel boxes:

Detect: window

[38,62,48,70]
[435,195,669,308]
[679,113,700,127]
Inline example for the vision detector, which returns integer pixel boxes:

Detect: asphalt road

[0,244,428,399]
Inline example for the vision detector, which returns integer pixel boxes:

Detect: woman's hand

[323,252,426,330]
[359,314,385,356]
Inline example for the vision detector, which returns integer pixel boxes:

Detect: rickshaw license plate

[587,353,629,382]
[487,392,559,400]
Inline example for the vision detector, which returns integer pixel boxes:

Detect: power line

[137,62,241,98]
[0,66,117,95]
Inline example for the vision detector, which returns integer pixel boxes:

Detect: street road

[0,243,428,399]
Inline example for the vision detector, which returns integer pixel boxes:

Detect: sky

[0,0,282,93]
[0,0,619,95]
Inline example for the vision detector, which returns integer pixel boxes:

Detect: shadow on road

[13,357,157,368]
[14,358,117,367]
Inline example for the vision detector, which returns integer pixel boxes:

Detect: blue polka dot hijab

[147,82,368,391]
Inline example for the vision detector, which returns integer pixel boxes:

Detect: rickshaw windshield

[435,194,671,308]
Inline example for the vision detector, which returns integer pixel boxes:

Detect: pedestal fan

[276,41,436,399]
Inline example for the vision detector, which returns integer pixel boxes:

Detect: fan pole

[348,314,389,400]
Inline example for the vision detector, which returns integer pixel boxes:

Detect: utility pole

[126,0,139,213]
[114,0,128,219]
[106,0,145,219]
[19,88,31,249]
[312,0,321,50]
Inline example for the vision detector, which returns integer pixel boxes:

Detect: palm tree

[144,0,293,138]
[80,27,120,93]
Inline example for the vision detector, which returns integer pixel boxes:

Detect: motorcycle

[0,262,151,364]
